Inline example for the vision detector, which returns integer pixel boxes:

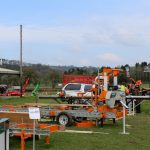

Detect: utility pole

[20,25,23,97]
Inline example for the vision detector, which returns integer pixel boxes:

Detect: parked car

[59,83,92,97]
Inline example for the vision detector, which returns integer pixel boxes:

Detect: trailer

[0,90,128,126]
[35,68,129,126]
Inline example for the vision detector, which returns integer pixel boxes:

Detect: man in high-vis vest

[118,84,129,94]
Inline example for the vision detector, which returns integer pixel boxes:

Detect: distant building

[0,58,11,65]
[0,58,31,66]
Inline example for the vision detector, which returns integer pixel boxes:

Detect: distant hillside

[0,58,149,87]
[0,58,98,86]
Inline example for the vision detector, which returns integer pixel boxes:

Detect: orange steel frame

[10,123,59,150]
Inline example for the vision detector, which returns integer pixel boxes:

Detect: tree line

[0,61,149,88]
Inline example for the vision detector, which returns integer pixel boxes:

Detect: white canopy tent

[0,67,20,75]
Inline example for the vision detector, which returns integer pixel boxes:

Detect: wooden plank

[25,103,92,107]
[0,112,33,123]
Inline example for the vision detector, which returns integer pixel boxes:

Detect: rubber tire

[56,112,72,126]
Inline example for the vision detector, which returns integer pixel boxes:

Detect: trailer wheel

[56,112,72,126]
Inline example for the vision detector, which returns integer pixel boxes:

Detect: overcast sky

[0,0,150,67]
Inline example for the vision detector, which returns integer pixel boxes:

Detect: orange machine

[91,68,126,122]
[73,68,126,127]
[92,68,122,100]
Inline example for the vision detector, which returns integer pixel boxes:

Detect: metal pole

[120,105,129,134]
[123,106,126,134]
[128,101,132,115]
[33,120,35,150]
[20,25,23,98]
[119,100,129,134]
[148,71,150,88]
[98,68,100,95]
[132,99,135,116]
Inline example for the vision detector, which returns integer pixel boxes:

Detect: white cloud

[0,14,150,66]
[1,15,150,47]
[88,15,150,47]
[97,53,122,63]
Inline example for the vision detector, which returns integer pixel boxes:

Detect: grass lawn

[141,83,150,88]
[0,97,150,150]
[0,96,57,105]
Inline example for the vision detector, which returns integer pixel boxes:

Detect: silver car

[62,83,92,97]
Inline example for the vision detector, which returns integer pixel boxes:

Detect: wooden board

[25,103,92,107]
[0,111,33,123]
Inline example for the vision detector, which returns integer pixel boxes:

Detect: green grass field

[141,83,150,88]
[0,97,150,150]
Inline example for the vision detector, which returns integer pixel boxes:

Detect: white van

[61,83,92,97]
